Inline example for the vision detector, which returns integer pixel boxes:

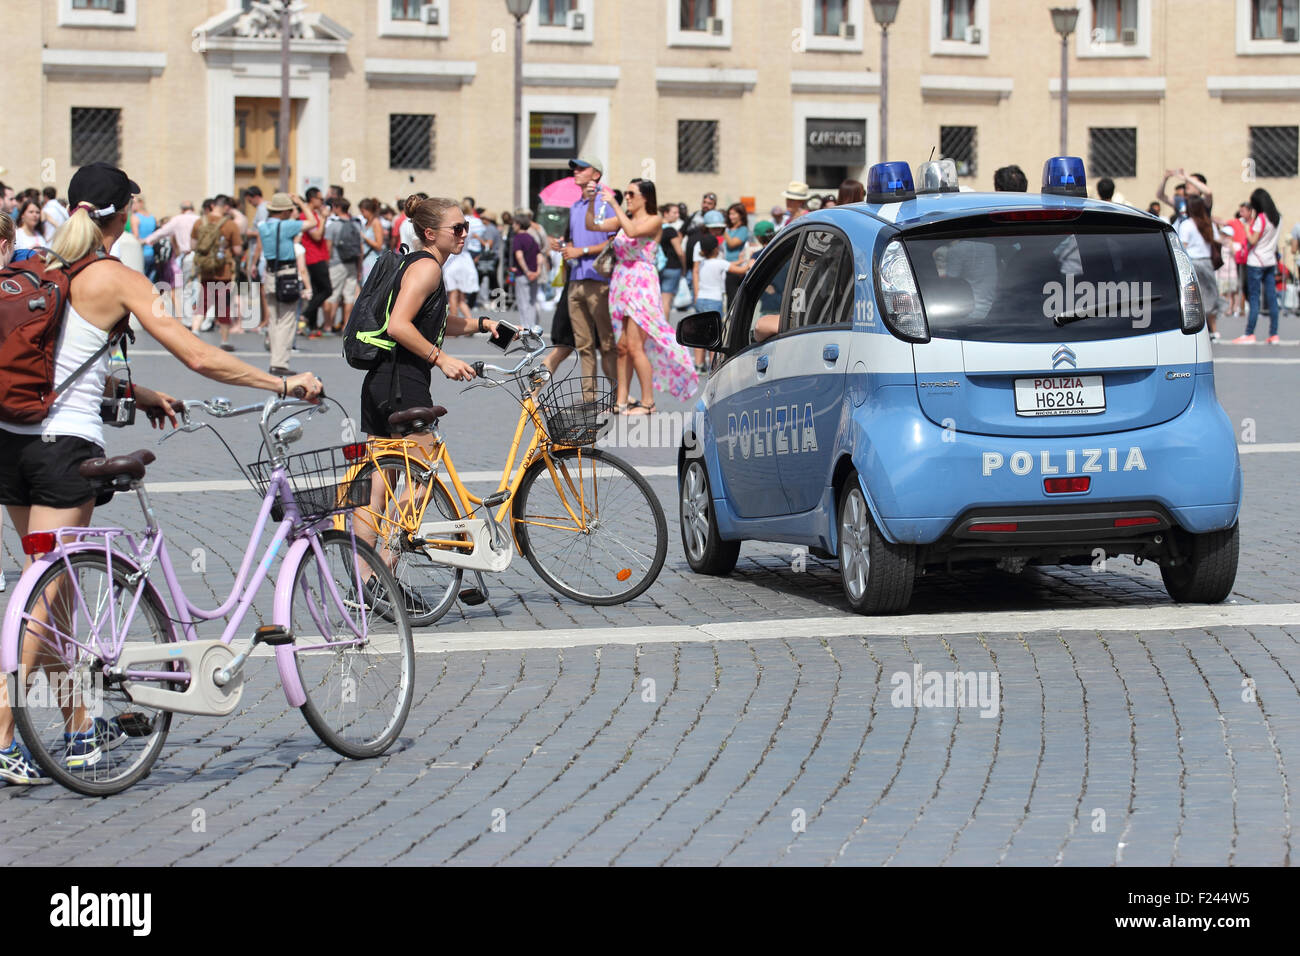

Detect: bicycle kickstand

[460,489,510,606]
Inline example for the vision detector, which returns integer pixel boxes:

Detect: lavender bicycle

[0,395,414,796]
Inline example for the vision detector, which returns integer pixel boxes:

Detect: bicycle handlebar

[473,325,548,381]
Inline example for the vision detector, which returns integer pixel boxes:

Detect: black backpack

[342,246,408,370]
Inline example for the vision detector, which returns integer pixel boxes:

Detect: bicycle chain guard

[415,518,512,572]
[116,639,245,717]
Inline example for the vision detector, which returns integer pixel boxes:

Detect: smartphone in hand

[489,320,519,351]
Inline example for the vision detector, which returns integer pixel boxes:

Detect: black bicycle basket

[245,445,370,520]
[539,375,614,446]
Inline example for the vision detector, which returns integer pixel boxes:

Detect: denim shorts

[659,267,682,295]
[694,297,723,315]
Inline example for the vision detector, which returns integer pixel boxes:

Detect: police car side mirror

[677,311,723,351]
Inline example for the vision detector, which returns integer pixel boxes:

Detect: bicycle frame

[2,447,368,712]
[361,388,594,557]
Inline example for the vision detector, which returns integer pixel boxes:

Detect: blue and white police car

[676,157,1241,614]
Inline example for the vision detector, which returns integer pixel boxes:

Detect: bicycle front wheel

[12,552,176,796]
[290,530,414,759]
[513,447,667,604]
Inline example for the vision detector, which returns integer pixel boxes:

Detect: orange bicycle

[339,325,668,626]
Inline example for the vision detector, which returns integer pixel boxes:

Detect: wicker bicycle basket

[245,445,370,520]
[539,375,614,446]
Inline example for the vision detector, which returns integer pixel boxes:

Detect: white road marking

[145,464,680,493]
[1239,442,1300,454]
[411,602,1300,653]
[1214,357,1300,364]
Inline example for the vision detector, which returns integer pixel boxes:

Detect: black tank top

[388,249,448,379]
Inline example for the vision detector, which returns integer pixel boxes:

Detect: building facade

[3,0,1298,219]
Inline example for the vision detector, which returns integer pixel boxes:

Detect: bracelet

[279,377,287,399]
[427,345,440,365]
[477,316,488,333]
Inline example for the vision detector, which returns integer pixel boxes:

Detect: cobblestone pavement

[1,324,1297,865]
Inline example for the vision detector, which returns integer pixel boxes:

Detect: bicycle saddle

[79,448,156,482]
[388,406,448,432]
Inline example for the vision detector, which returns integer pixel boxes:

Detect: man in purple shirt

[551,155,616,393]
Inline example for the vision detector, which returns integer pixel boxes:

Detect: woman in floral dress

[587,180,699,414]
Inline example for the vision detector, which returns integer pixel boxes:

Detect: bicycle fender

[1,544,168,674]
[272,536,311,708]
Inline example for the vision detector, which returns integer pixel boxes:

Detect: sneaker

[220,343,236,352]
[1210,331,1221,341]
[200,316,215,333]
[1267,335,1281,345]
[64,716,127,770]
[1230,334,1257,344]
[0,741,51,785]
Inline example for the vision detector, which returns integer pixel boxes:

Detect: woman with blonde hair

[0,163,324,784]
[354,195,498,616]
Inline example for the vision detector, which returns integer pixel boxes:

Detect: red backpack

[0,249,127,425]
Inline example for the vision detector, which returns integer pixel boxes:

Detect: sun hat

[782,181,811,202]
[267,192,295,212]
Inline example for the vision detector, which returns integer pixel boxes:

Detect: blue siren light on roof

[1042,156,1087,197]
[866,162,916,204]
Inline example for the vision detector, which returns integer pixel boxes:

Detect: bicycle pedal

[458,588,487,606]
[253,625,293,646]
[481,490,511,508]
[116,712,154,737]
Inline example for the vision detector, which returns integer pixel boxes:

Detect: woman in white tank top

[0,163,326,784]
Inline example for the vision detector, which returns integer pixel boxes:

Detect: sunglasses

[439,223,469,237]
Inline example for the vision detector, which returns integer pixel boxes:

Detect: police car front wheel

[680,459,740,575]
[838,476,916,615]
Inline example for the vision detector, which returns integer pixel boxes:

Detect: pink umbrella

[538,176,582,208]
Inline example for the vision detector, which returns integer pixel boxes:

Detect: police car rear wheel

[838,477,915,614]
[680,459,739,575]
[1159,523,1239,604]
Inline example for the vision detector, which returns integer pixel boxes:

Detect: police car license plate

[1014,376,1105,416]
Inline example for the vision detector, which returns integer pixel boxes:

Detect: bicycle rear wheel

[12,552,176,796]
[513,447,667,604]
[348,454,465,627]
[290,530,414,759]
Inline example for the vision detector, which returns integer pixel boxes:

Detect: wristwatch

[478,316,488,333]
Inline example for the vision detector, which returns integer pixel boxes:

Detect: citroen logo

[1052,345,1077,369]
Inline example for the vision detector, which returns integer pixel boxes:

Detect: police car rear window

[903,228,1182,342]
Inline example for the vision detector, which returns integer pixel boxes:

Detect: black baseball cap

[68,162,139,216]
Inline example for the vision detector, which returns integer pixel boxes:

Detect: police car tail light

[877,240,929,341]
[1041,156,1087,198]
[1166,232,1206,333]
[916,159,959,195]
[1044,477,1090,494]
[866,162,916,204]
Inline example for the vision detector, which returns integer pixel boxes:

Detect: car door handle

[756,355,769,374]
[822,344,839,363]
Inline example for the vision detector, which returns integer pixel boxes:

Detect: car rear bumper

[854,372,1241,546]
